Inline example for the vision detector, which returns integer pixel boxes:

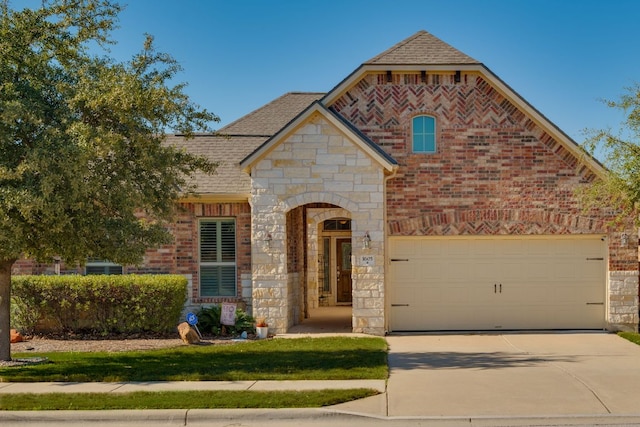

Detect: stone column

[351,200,386,336]
[608,271,639,332]
[250,194,289,334]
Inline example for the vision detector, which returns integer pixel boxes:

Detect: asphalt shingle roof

[219,92,325,136]
[365,30,480,66]
[168,93,324,195]
[166,134,265,195]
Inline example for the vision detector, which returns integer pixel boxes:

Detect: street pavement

[3,332,640,426]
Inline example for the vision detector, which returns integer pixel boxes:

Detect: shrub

[196,305,255,336]
[10,275,187,336]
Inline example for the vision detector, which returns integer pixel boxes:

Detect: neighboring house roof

[171,93,324,200]
[365,30,480,66]
[240,101,398,173]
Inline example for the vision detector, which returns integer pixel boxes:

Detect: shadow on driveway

[389,351,576,370]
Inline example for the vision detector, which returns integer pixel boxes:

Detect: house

[14,30,639,334]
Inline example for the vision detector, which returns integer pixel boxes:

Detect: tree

[581,84,640,228]
[0,0,218,360]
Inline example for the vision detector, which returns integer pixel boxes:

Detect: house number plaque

[361,255,375,266]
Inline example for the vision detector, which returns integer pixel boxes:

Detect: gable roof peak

[365,30,480,66]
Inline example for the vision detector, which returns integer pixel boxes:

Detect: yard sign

[221,302,237,326]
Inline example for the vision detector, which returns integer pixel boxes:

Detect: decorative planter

[256,326,269,339]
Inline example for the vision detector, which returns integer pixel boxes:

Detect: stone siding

[250,112,387,335]
[609,271,639,332]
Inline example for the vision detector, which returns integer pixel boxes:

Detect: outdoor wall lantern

[53,256,61,276]
[621,232,629,247]
[363,231,371,249]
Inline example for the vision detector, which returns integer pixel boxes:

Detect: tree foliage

[0,0,218,360]
[581,84,640,227]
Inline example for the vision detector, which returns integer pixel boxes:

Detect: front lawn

[0,389,380,410]
[1,337,388,382]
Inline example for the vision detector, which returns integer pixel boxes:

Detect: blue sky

[21,1,640,150]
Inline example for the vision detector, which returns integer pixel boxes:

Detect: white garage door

[389,236,606,331]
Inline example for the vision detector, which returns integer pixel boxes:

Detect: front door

[336,238,352,303]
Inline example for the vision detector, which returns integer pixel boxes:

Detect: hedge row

[10,275,187,336]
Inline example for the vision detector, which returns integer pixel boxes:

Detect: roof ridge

[365,30,427,63]
[365,30,480,66]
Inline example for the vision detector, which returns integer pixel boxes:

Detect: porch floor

[285,306,353,334]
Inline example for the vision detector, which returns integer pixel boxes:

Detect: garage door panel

[389,236,606,331]
[391,286,416,305]
[520,264,549,282]
[440,285,473,304]
[419,262,443,281]
[579,261,606,278]
[390,260,421,282]
[553,285,603,303]
[473,262,500,281]
[442,261,475,282]
[420,242,446,258]
[393,307,497,331]
[499,284,546,304]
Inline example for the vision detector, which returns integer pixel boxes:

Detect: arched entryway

[286,205,354,332]
[244,108,393,336]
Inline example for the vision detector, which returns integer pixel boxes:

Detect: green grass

[618,331,640,345]
[1,337,388,382]
[1,337,386,411]
[0,389,380,410]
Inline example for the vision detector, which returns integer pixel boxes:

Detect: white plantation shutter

[199,219,236,297]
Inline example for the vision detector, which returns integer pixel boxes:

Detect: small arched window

[412,115,436,153]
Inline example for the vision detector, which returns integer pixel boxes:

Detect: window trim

[198,218,237,297]
[412,115,437,154]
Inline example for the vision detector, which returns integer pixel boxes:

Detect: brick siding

[331,72,635,271]
[11,201,253,307]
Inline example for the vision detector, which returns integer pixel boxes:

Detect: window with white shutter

[199,219,236,297]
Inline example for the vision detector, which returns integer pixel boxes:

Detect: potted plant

[255,318,269,339]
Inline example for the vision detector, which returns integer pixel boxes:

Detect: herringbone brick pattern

[388,208,606,235]
[332,72,605,240]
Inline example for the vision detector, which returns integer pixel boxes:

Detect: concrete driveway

[384,332,640,418]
